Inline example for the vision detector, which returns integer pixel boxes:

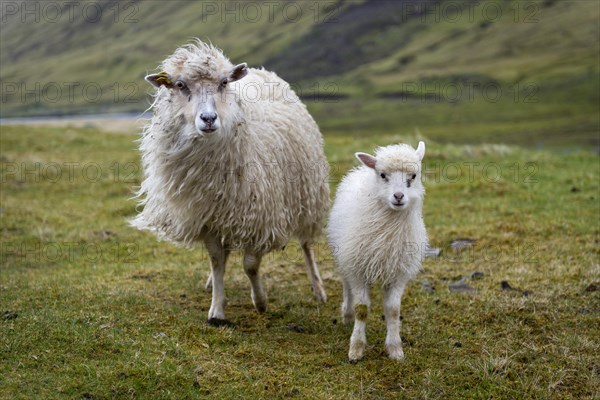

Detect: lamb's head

[145,41,248,137]
[356,141,426,211]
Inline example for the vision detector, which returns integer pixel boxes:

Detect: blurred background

[1,0,598,150]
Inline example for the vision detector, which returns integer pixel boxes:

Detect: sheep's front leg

[243,252,267,313]
[301,241,327,302]
[383,280,407,361]
[348,281,370,362]
[204,237,229,324]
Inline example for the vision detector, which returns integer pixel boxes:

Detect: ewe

[132,40,329,324]
[328,142,428,361]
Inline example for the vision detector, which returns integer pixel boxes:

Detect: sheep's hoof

[253,302,267,313]
[207,318,233,327]
[314,288,328,303]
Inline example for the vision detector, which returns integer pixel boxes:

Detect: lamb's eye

[175,80,186,89]
[219,78,228,89]
[380,173,386,180]
[411,174,417,180]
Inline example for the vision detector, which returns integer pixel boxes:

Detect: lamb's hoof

[207,318,233,327]
[386,346,405,361]
[348,341,365,362]
[348,352,364,363]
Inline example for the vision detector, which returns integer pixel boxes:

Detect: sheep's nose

[200,112,217,124]
[393,192,404,200]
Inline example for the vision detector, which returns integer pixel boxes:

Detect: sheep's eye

[219,78,228,89]
[411,174,417,180]
[380,173,386,180]
[175,80,186,89]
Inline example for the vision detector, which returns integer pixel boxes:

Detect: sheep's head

[356,141,426,211]
[145,41,248,136]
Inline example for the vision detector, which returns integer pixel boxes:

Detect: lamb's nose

[393,192,404,200]
[200,112,217,124]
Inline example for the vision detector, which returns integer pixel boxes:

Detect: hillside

[1,0,598,148]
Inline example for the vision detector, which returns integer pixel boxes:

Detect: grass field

[1,124,598,399]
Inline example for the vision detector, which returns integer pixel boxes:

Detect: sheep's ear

[145,72,174,89]
[416,141,426,161]
[355,152,377,169]
[229,63,248,82]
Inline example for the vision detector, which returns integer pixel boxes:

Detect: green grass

[1,125,599,399]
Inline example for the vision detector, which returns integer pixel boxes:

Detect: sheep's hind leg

[348,281,370,362]
[204,237,230,325]
[341,278,354,324]
[383,280,407,361]
[301,241,327,302]
[205,272,212,291]
[243,252,267,313]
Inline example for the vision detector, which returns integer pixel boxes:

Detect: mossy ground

[1,125,598,399]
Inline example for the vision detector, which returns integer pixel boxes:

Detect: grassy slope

[0,0,342,115]
[1,0,598,149]
[1,126,598,399]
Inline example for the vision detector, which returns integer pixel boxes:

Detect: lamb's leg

[301,241,327,302]
[243,252,267,313]
[348,281,370,362]
[383,280,407,361]
[341,277,354,324]
[204,236,229,324]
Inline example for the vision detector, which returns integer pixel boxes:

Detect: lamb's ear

[145,72,174,89]
[416,141,426,161]
[229,63,248,82]
[355,152,377,169]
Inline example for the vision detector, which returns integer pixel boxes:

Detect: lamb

[131,40,329,324]
[327,141,427,361]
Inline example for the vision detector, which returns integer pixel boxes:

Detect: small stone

[451,238,476,251]
[470,271,485,280]
[501,280,530,296]
[424,246,441,258]
[287,324,305,333]
[449,278,476,293]
[421,279,435,294]
[2,311,17,321]
[585,282,599,292]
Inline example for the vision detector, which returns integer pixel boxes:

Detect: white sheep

[131,40,330,324]
[327,142,427,361]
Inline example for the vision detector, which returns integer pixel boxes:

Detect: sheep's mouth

[200,128,217,133]
[391,201,406,209]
